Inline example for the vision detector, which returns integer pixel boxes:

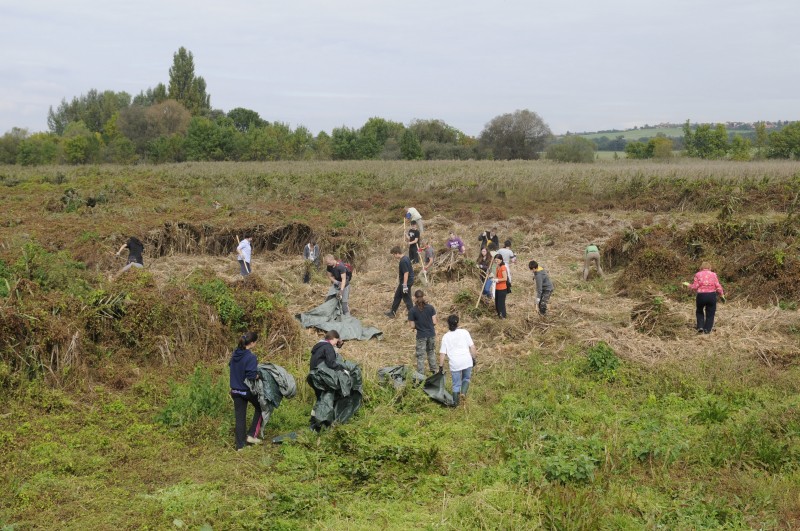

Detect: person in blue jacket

[229,331,263,450]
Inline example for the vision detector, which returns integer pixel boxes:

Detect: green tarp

[296,298,382,341]
[307,358,363,429]
[377,365,456,407]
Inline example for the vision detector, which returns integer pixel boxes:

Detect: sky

[1,0,799,137]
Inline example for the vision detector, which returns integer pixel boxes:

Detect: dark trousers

[539,290,553,315]
[391,283,414,314]
[696,292,717,333]
[231,392,262,449]
[409,246,419,264]
[495,288,508,318]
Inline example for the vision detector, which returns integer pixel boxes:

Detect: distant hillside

[578,127,689,141]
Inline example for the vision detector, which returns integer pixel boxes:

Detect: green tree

[400,129,423,160]
[546,136,596,162]
[683,121,728,159]
[651,136,674,160]
[624,141,653,159]
[478,109,552,159]
[184,116,237,161]
[754,121,768,159]
[227,108,266,132]
[766,121,800,159]
[117,100,191,155]
[61,121,103,164]
[132,84,168,106]
[408,119,464,144]
[168,47,211,115]
[331,127,380,160]
[313,131,333,160]
[47,89,131,135]
[16,133,59,166]
[729,135,752,161]
[0,127,28,164]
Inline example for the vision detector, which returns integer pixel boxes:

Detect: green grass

[2,349,799,529]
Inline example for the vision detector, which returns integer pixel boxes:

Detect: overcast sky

[1,0,798,137]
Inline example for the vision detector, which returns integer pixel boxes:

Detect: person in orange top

[687,261,725,334]
[493,254,509,319]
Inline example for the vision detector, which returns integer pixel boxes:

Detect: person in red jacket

[687,262,725,334]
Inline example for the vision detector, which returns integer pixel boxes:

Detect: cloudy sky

[1,0,798,137]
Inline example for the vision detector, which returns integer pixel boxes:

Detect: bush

[583,341,619,381]
[546,136,596,163]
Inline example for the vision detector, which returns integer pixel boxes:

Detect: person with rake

[386,246,414,318]
[404,207,424,234]
[236,236,252,277]
[407,220,421,264]
[324,254,352,315]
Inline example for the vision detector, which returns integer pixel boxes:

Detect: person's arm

[339,266,348,291]
[116,243,127,256]
[323,344,346,371]
[236,242,245,259]
[244,354,258,381]
[432,314,438,326]
[535,273,543,298]
[408,313,416,330]
[714,273,724,296]
[688,272,701,292]
[402,271,409,286]
[438,340,447,371]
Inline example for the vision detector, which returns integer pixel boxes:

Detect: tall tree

[478,109,552,160]
[47,89,131,135]
[168,47,211,115]
[400,129,423,160]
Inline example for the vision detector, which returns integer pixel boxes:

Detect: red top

[690,269,724,295]
[495,264,508,291]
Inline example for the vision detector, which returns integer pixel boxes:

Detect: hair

[390,246,402,255]
[529,260,539,270]
[414,289,427,311]
[480,247,488,255]
[487,242,498,252]
[447,314,459,331]
[504,239,511,247]
[494,254,505,265]
[325,330,340,341]
[324,254,335,262]
[700,261,713,270]
[129,236,143,246]
[410,220,417,226]
[237,331,258,350]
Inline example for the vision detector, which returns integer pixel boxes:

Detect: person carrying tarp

[307,330,363,431]
[404,207,424,234]
[228,331,263,450]
[246,363,297,436]
[324,254,352,315]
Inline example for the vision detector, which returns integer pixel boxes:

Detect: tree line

[0,47,553,165]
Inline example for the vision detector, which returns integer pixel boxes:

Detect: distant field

[579,126,754,141]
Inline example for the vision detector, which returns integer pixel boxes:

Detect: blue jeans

[451,367,473,394]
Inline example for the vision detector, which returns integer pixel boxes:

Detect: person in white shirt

[438,314,477,406]
[236,237,252,277]
[404,207,424,234]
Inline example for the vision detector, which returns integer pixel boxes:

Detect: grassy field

[1,160,799,529]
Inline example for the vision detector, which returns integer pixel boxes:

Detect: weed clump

[630,293,685,339]
[582,341,619,381]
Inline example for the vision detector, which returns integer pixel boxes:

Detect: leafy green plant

[189,277,245,330]
[156,367,229,428]
[691,396,732,424]
[583,341,619,381]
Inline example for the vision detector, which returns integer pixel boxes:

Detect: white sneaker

[246,435,263,445]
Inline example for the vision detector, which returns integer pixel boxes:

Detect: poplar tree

[168,47,211,115]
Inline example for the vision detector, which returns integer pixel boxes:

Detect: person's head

[491,226,498,234]
[324,330,341,346]
[414,289,426,310]
[324,254,336,266]
[309,239,317,246]
[528,260,539,270]
[420,240,428,249]
[447,314,459,332]
[700,261,713,271]
[494,254,505,265]
[480,247,488,257]
[390,245,403,258]
[504,239,511,248]
[237,331,258,350]
[410,221,417,228]
[449,231,456,239]
[487,242,498,252]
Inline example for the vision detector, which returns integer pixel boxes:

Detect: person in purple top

[229,331,263,450]
[446,232,466,254]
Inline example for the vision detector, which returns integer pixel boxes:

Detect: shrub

[546,136,596,163]
[156,367,229,428]
[583,341,619,380]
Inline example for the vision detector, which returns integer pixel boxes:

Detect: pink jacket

[690,269,724,295]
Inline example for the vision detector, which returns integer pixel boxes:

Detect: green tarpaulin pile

[296,298,382,341]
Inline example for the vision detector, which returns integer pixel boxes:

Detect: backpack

[338,261,353,278]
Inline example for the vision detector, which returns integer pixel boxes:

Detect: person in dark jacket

[309,330,347,373]
[408,290,438,374]
[229,331,263,450]
[478,227,499,250]
[386,246,414,318]
[529,260,554,315]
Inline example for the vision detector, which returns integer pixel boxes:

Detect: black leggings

[695,292,717,333]
[231,392,262,449]
[495,288,508,318]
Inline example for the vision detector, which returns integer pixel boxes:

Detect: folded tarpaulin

[296,297,382,341]
[246,362,297,435]
[307,358,363,429]
[377,365,426,389]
